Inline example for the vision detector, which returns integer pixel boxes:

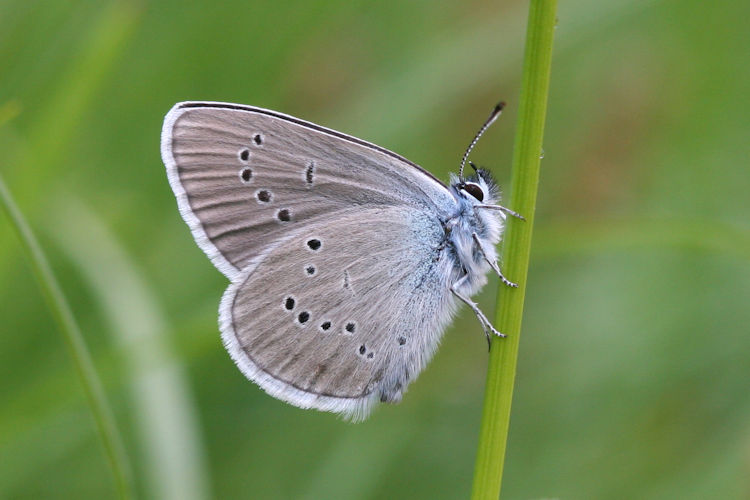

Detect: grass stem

[470,0,557,498]
[0,175,132,499]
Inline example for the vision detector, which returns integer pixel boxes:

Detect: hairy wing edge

[161,104,242,280]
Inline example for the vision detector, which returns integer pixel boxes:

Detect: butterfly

[160,101,522,421]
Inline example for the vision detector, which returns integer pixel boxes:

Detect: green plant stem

[0,175,132,499]
[470,0,557,499]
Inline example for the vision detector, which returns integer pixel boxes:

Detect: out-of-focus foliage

[1,0,748,498]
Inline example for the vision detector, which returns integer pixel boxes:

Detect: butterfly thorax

[443,171,504,297]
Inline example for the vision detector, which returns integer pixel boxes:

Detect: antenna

[459,102,505,179]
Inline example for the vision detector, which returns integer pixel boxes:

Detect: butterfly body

[162,102,509,420]
[444,173,503,298]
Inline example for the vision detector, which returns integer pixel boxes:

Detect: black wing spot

[298,311,310,324]
[239,149,250,161]
[397,336,406,346]
[284,297,295,311]
[240,168,253,183]
[306,162,315,184]
[367,352,374,359]
[320,321,331,332]
[345,322,356,334]
[277,209,291,222]
[307,238,321,251]
[305,265,316,276]
[256,190,272,203]
[253,133,263,145]
[359,345,366,355]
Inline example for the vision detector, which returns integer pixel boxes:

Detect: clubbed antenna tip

[459,102,507,179]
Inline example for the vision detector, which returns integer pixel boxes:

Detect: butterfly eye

[463,182,485,201]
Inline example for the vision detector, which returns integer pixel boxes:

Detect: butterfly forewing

[220,208,454,420]
[161,102,454,280]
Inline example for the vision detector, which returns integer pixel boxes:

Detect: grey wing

[219,208,458,421]
[161,101,456,280]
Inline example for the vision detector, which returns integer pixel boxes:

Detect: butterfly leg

[472,233,518,288]
[474,204,526,220]
[450,275,506,348]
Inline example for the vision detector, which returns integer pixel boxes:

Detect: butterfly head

[451,164,500,206]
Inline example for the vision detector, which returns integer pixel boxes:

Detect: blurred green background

[2,0,749,498]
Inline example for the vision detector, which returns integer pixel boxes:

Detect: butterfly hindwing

[220,208,457,421]
[161,102,455,280]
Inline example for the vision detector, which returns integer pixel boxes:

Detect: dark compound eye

[463,182,484,201]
